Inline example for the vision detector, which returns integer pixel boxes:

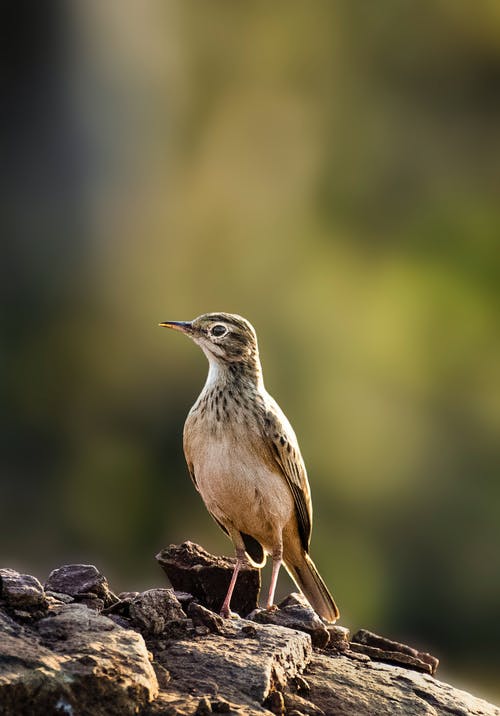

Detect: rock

[0,601,158,715]
[305,652,500,716]
[174,590,196,608]
[248,593,329,648]
[283,691,325,715]
[102,595,133,617]
[45,591,74,604]
[196,695,213,714]
[292,674,311,694]
[0,569,48,612]
[154,617,312,709]
[0,607,27,637]
[0,611,69,715]
[263,690,285,715]
[351,628,440,675]
[128,588,187,636]
[241,623,258,637]
[108,613,133,630]
[325,624,350,651]
[349,642,433,674]
[75,593,105,611]
[344,648,371,663]
[188,601,225,634]
[2,549,499,716]
[44,564,118,607]
[156,541,260,617]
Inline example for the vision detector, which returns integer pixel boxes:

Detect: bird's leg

[266,543,283,610]
[220,547,245,618]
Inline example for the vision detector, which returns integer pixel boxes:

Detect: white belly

[185,421,294,551]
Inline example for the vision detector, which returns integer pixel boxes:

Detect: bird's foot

[219,606,240,619]
[265,604,279,613]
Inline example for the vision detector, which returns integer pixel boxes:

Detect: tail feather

[286,552,339,623]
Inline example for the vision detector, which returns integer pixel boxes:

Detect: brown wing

[262,398,312,552]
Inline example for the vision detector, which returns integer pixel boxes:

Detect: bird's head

[159,312,260,371]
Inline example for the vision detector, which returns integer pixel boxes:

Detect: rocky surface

[306,653,499,716]
[351,628,440,675]
[0,593,158,715]
[156,541,261,617]
[44,563,118,609]
[0,568,48,615]
[150,619,311,714]
[1,548,499,716]
[249,592,330,648]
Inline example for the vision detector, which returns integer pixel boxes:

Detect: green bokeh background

[2,1,499,701]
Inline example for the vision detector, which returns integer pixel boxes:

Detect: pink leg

[266,545,283,610]
[220,550,244,618]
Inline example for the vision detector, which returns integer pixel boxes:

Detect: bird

[159,312,339,622]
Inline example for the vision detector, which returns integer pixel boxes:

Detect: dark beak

[158,321,193,334]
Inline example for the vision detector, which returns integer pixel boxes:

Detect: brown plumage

[159,312,339,622]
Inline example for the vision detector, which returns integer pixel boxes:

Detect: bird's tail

[286,551,339,623]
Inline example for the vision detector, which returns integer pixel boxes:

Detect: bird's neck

[202,353,264,394]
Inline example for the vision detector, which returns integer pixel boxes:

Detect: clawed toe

[219,607,240,619]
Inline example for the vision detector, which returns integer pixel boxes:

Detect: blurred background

[1,0,499,701]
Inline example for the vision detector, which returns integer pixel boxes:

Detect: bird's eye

[211,324,227,338]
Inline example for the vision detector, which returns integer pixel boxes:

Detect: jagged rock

[0,608,24,636]
[44,564,118,607]
[45,590,74,604]
[103,587,193,639]
[325,624,350,651]
[2,550,499,716]
[292,674,311,694]
[174,590,196,609]
[263,690,285,715]
[195,695,213,714]
[75,593,105,611]
[305,652,500,716]
[283,691,325,715]
[0,611,68,715]
[211,698,232,712]
[156,541,260,617]
[188,601,225,634]
[248,592,329,648]
[344,647,371,663]
[0,601,158,716]
[108,613,134,630]
[152,617,312,711]
[128,588,187,636]
[351,628,440,675]
[349,641,433,674]
[0,569,48,612]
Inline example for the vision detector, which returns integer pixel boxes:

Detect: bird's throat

[202,351,263,393]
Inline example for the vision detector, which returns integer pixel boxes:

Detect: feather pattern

[162,312,339,622]
[261,396,312,552]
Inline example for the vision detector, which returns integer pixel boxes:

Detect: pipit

[159,312,339,622]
